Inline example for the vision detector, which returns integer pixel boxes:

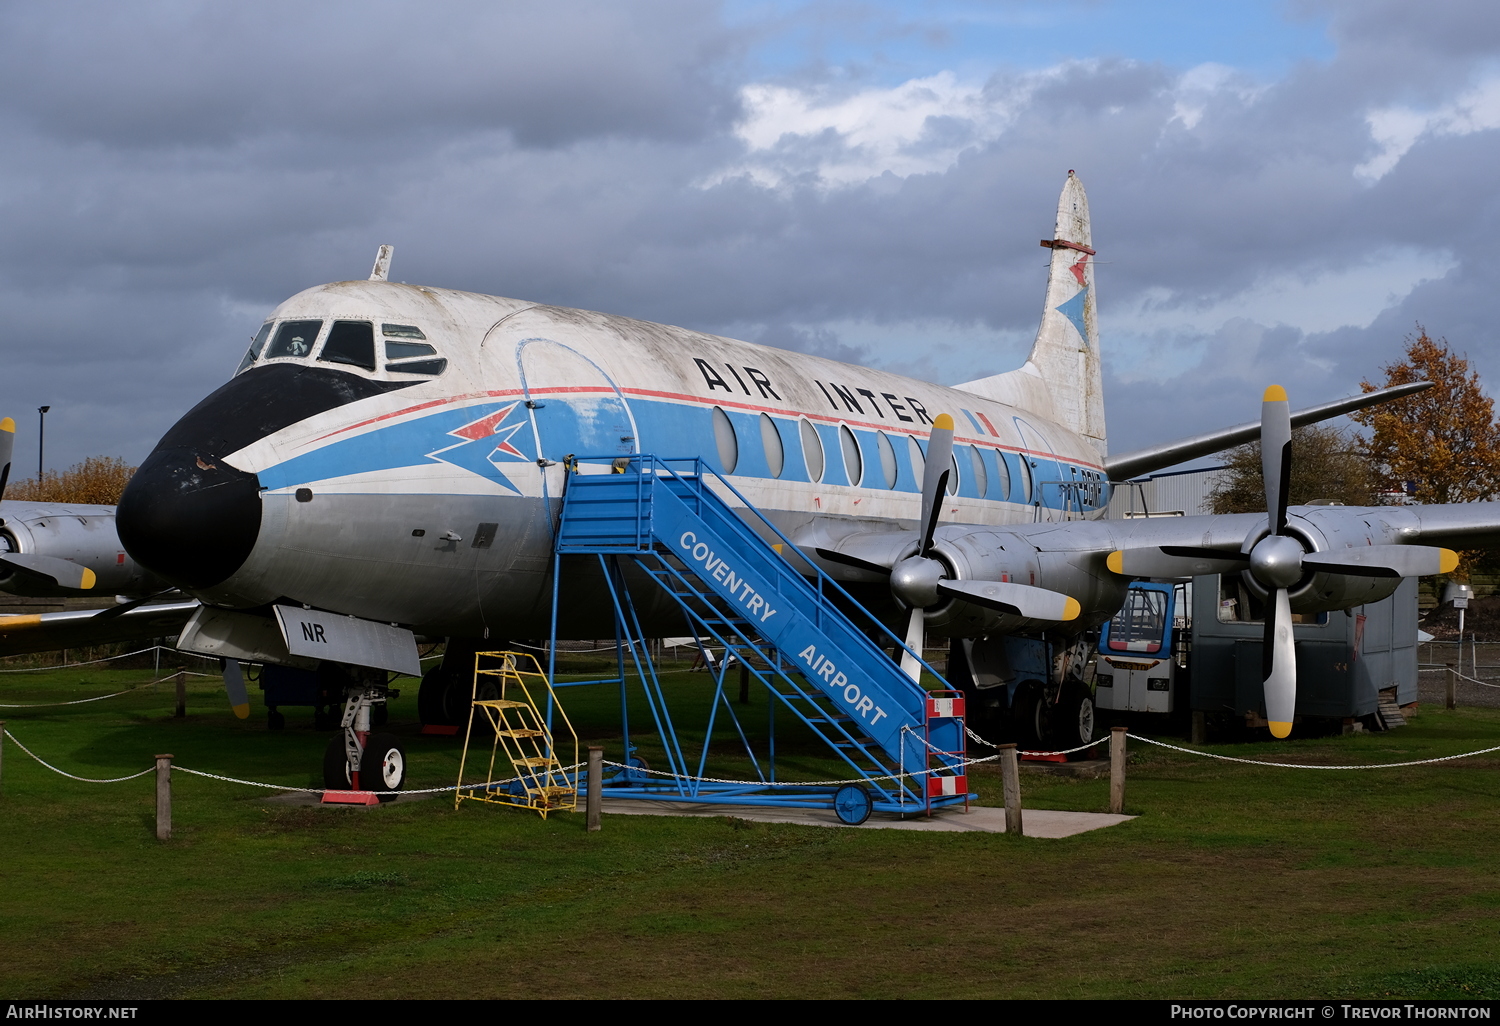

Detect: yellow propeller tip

[1062,597,1081,621]
[1106,551,1125,574]
[79,568,96,590]
[232,703,251,720]
[1440,549,1460,574]
[1269,721,1292,739]
[1263,385,1288,403]
[0,417,13,433]
[933,413,954,431]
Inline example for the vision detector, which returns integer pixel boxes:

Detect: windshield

[263,320,323,360]
[1106,588,1167,653]
[235,322,274,375]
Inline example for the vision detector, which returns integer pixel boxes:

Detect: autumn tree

[1351,329,1500,504]
[5,456,135,505]
[1208,425,1375,514]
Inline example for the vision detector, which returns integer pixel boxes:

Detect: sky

[2,0,1498,475]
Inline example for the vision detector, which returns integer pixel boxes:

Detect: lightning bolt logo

[425,402,531,493]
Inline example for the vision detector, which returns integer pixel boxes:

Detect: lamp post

[36,406,49,486]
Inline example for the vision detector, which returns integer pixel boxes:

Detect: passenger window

[876,432,898,489]
[382,324,427,340]
[800,419,824,483]
[264,320,323,360]
[993,449,1012,500]
[968,446,988,497]
[839,425,862,486]
[385,358,447,376]
[712,407,739,474]
[236,321,274,375]
[319,321,377,371]
[385,340,436,360]
[760,414,785,478]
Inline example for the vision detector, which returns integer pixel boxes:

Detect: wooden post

[738,663,751,705]
[586,747,602,833]
[998,743,1022,836]
[1109,726,1127,815]
[1447,664,1457,710]
[0,720,5,793]
[154,754,173,840]
[174,671,186,718]
[1191,710,1207,745]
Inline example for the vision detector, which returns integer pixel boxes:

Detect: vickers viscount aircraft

[4,172,1494,797]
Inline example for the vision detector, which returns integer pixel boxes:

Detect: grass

[2,659,1500,999]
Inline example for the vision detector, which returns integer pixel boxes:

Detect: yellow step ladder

[454,651,578,818]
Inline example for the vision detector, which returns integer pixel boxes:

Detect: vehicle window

[761,414,784,478]
[385,358,447,376]
[236,321,274,375]
[993,449,1011,500]
[263,320,323,360]
[800,419,824,483]
[1107,588,1167,653]
[839,425,862,486]
[382,324,427,340]
[318,321,377,371]
[713,407,739,474]
[968,446,988,497]
[876,432,897,489]
[385,340,436,360]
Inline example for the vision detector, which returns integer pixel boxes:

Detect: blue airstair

[548,455,971,819]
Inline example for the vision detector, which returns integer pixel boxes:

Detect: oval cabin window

[712,407,738,474]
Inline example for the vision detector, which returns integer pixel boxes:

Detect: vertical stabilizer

[954,171,1107,458]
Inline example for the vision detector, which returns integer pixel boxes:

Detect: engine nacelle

[0,501,163,597]
[1240,511,1404,615]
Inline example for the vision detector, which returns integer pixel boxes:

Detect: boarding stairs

[553,455,970,816]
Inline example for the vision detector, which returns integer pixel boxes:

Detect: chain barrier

[2,728,155,783]
[0,643,219,674]
[0,668,223,708]
[1125,732,1500,769]
[1446,667,1500,690]
[960,723,1104,758]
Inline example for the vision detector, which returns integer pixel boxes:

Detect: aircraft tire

[322,736,352,790]
[361,733,406,803]
[1054,680,1096,749]
[418,666,454,726]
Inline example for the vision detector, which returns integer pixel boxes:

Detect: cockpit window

[264,320,323,360]
[235,321,274,375]
[382,324,426,340]
[318,321,377,371]
[385,340,436,360]
[386,357,447,376]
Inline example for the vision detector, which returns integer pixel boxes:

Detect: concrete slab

[595,797,1133,838]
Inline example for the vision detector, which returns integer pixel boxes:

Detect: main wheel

[418,666,454,726]
[361,732,406,803]
[322,735,352,790]
[833,784,873,825]
[1054,680,1096,749]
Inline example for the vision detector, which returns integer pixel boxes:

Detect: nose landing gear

[321,681,405,805]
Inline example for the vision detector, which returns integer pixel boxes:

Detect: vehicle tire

[1054,679,1096,750]
[361,732,406,803]
[322,735,352,790]
[1014,682,1050,749]
[418,665,454,726]
[833,784,873,825]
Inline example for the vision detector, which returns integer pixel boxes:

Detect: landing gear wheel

[833,784,873,825]
[1054,680,1096,750]
[418,666,454,726]
[322,736,352,790]
[267,709,285,731]
[361,733,406,803]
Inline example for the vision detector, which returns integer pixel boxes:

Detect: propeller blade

[1301,545,1459,579]
[0,553,96,590]
[1263,586,1295,738]
[1261,385,1292,536]
[936,579,1081,622]
[1107,547,1250,578]
[0,416,13,503]
[916,415,955,556]
[89,588,178,623]
[814,547,892,575]
[899,606,925,681]
[223,658,250,719]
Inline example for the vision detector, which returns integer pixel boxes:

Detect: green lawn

[2,660,1499,999]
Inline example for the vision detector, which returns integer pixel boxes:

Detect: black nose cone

[118,448,262,590]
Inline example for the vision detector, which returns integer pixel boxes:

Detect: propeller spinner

[1108,385,1457,738]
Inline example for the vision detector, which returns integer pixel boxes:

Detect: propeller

[0,552,97,590]
[0,416,13,503]
[1108,385,1458,739]
[223,658,251,719]
[818,414,1079,681]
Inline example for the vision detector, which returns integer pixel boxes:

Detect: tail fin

[954,171,1107,459]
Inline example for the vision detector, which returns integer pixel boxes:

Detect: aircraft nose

[117,446,262,590]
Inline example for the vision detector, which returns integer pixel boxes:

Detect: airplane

[3,171,1492,801]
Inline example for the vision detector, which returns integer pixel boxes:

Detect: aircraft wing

[0,599,200,657]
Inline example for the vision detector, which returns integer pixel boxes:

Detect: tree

[1350,329,1500,504]
[1208,424,1375,514]
[6,456,135,505]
